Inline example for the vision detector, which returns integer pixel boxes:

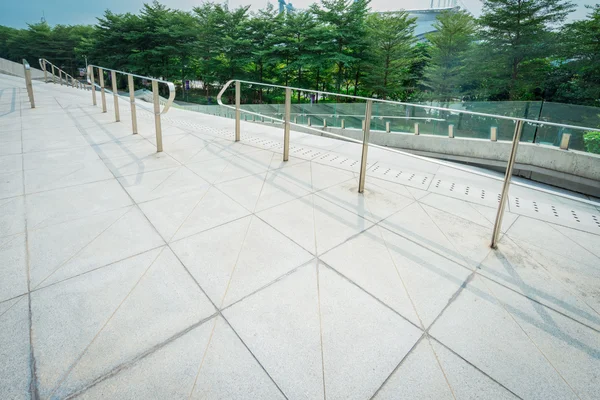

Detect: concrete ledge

[254,121,600,197]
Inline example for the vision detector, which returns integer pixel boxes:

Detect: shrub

[583,131,600,154]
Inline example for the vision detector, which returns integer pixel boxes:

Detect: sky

[0,0,596,28]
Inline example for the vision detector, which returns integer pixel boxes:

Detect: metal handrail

[22,59,35,108]
[38,58,85,89]
[85,64,176,152]
[218,79,600,133]
[216,79,599,248]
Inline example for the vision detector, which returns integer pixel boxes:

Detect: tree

[362,12,418,100]
[478,0,576,100]
[310,0,371,94]
[424,10,476,102]
[549,5,600,106]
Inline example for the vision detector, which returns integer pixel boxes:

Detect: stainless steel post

[152,80,163,152]
[58,69,63,86]
[128,74,137,134]
[560,133,571,150]
[341,119,345,129]
[43,60,48,83]
[51,65,56,83]
[22,61,35,108]
[283,88,291,161]
[491,120,524,248]
[358,100,373,193]
[448,124,454,138]
[414,123,420,135]
[90,67,97,106]
[386,121,390,133]
[111,70,120,122]
[98,68,107,113]
[235,81,241,142]
[490,126,498,141]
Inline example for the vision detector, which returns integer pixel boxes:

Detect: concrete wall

[255,121,600,196]
[0,57,45,80]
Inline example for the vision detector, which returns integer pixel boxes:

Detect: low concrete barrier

[0,57,45,80]
[253,121,600,196]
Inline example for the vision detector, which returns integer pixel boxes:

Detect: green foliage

[424,10,475,102]
[583,131,600,154]
[477,0,575,100]
[0,0,599,110]
[363,12,419,100]
[0,22,93,77]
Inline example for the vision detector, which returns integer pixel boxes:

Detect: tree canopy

[0,0,597,107]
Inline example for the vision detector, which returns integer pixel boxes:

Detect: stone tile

[54,248,216,397]
[217,170,312,213]
[172,216,313,307]
[213,152,274,184]
[185,155,235,183]
[0,130,21,143]
[268,155,308,171]
[516,239,600,314]
[0,297,30,400]
[470,202,519,233]
[103,152,181,178]
[419,203,495,268]
[429,275,579,400]
[506,216,599,268]
[22,135,89,153]
[258,194,373,255]
[29,206,165,288]
[24,159,113,194]
[191,317,286,399]
[324,225,472,329]
[25,179,132,230]
[319,265,423,400]
[139,186,249,242]
[215,173,267,212]
[373,339,453,400]
[224,263,324,400]
[92,139,158,160]
[551,224,600,260]
[479,236,600,330]
[183,142,238,165]
[430,340,519,400]
[320,228,420,326]
[0,234,28,303]
[316,178,414,223]
[0,140,21,156]
[21,126,82,141]
[484,278,600,400]
[30,251,154,399]
[0,169,23,199]
[23,146,100,170]
[75,318,214,400]
[0,196,25,237]
[419,192,493,228]
[0,154,22,173]
[78,125,138,144]
[380,202,464,266]
[118,166,210,204]
[367,175,421,200]
[162,134,212,164]
[0,296,22,315]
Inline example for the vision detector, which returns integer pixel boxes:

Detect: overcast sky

[1,0,596,28]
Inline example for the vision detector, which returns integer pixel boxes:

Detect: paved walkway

[1,73,599,400]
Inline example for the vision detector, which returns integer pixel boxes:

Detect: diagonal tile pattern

[1,73,599,400]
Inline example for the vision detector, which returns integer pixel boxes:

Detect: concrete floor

[1,74,599,400]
